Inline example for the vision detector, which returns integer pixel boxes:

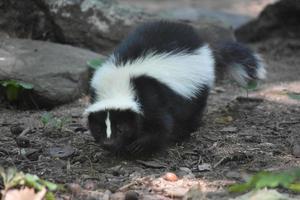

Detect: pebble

[198,163,212,172]
[10,124,24,136]
[163,172,178,182]
[292,143,300,158]
[125,191,139,200]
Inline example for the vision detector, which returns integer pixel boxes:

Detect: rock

[125,191,139,200]
[47,145,75,159]
[236,0,300,42]
[220,126,238,132]
[197,163,212,172]
[0,0,60,42]
[0,0,235,54]
[0,38,103,108]
[161,8,251,29]
[10,124,24,136]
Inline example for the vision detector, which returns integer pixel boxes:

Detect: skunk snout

[102,139,115,150]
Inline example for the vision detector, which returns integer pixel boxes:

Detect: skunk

[84,21,266,156]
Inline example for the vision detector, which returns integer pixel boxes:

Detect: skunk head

[87,109,140,154]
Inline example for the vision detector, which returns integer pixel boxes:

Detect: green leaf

[6,85,20,101]
[287,92,300,101]
[18,82,34,89]
[228,183,251,193]
[228,169,300,194]
[289,183,300,192]
[45,191,56,200]
[87,58,104,70]
[40,180,58,191]
[41,113,53,126]
[25,174,44,191]
[245,80,258,90]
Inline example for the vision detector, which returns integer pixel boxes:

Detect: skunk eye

[116,123,130,133]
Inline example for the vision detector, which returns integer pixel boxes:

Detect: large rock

[236,0,300,42]
[0,0,236,54]
[34,0,152,54]
[161,8,251,29]
[0,39,103,108]
[0,0,63,42]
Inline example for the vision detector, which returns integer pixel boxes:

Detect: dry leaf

[4,187,46,200]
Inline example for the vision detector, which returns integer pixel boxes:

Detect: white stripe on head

[105,112,112,139]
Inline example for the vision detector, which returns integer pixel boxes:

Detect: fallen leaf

[215,116,233,124]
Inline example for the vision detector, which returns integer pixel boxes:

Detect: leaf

[245,81,258,90]
[229,169,300,194]
[87,58,104,70]
[228,183,251,193]
[41,113,53,126]
[288,183,300,192]
[18,82,34,89]
[6,85,20,101]
[25,174,44,191]
[0,80,33,89]
[45,192,56,200]
[0,80,33,101]
[215,116,233,124]
[287,92,300,101]
[40,180,58,191]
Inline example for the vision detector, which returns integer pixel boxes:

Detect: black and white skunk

[84,21,266,156]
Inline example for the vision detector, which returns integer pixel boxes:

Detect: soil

[0,37,299,199]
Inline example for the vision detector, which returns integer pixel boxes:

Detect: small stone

[225,171,241,179]
[220,126,237,132]
[102,190,111,200]
[292,143,300,158]
[110,192,125,200]
[48,146,75,159]
[163,172,178,182]
[125,191,139,200]
[15,137,30,148]
[83,180,97,190]
[10,125,24,136]
[198,163,212,172]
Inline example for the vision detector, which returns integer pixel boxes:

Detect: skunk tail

[213,41,266,86]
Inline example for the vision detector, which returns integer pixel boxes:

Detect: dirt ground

[1,36,300,199]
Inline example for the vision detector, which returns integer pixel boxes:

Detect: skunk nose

[102,139,114,150]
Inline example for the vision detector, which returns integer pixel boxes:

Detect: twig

[213,156,228,168]
[278,121,300,127]
[18,127,31,138]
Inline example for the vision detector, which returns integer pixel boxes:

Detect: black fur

[113,21,203,65]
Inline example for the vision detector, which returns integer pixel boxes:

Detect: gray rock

[39,0,153,54]
[0,0,235,54]
[0,38,103,108]
[161,8,251,29]
[236,0,300,42]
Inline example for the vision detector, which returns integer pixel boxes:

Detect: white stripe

[86,45,215,114]
[105,112,112,138]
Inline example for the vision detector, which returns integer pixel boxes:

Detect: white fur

[85,45,215,114]
[229,53,266,86]
[105,112,112,138]
[255,54,267,80]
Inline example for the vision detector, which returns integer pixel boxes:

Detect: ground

[1,37,300,199]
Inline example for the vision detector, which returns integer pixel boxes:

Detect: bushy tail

[213,41,266,87]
